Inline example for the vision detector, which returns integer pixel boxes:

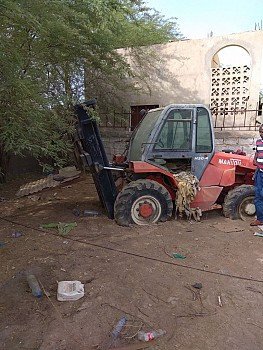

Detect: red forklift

[74,100,256,226]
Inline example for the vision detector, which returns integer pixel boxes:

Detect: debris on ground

[0,172,261,350]
[26,274,42,298]
[111,317,127,338]
[28,195,41,202]
[72,208,103,217]
[171,252,187,259]
[138,329,166,341]
[11,231,23,238]
[16,166,81,197]
[57,280,85,301]
[254,232,263,237]
[40,222,77,236]
[192,282,203,289]
[83,209,103,217]
[72,209,81,217]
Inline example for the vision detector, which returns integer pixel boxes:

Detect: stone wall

[100,127,258,161]
[214,130,258,157]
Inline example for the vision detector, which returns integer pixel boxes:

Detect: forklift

[74,100,256,226]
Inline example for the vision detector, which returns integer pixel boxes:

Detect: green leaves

[0,0,181,178]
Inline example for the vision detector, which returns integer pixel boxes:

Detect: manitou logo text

[218,158,242,166]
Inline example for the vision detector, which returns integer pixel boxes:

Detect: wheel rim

[131,195,162,225]
[238,195,255,221]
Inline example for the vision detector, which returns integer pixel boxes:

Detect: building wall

[119,31,263,112]
[105,31,263,161]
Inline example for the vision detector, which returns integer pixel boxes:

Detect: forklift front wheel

[114,179,173,226]
[222,185,255,221]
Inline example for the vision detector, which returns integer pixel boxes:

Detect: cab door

[143,105,215,180]
[191,107,215,179]
[145,106,195,173]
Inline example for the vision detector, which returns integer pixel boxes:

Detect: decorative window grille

[210,65,250,112]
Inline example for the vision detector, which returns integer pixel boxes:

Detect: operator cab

[127,104,215,180]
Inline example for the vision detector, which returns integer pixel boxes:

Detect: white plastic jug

[57,280,84,301]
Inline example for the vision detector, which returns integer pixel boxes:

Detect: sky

[146,0,263,40]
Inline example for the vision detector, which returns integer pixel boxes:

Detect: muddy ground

[1,173,263,350]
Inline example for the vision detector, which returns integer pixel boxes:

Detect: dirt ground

[1,172,263,350]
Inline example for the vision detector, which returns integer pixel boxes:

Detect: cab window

[154,109,192,150]
[196,107,213,153]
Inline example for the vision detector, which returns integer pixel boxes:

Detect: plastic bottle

[83,209,101,217]
[26,274,42,298]
[11,231,23,238]
[111,317,127,338]
[138,329,166,342]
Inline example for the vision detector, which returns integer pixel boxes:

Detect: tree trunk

[0,145,11,183]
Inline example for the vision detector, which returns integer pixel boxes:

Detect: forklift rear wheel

[222,185,255,221]
[114,179,173,226]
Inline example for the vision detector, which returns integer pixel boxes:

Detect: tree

[0,0,181,181]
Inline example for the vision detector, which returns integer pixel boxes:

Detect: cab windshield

[128,109,163,161]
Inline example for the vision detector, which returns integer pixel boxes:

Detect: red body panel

[130,161,178,199]
[198,164,224,186]
[190,186,223,209]
[210,152,255,172]
[200,152,255,187]
[129,161,170,174]
[130,161,178,183]
[130,152,256,211]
